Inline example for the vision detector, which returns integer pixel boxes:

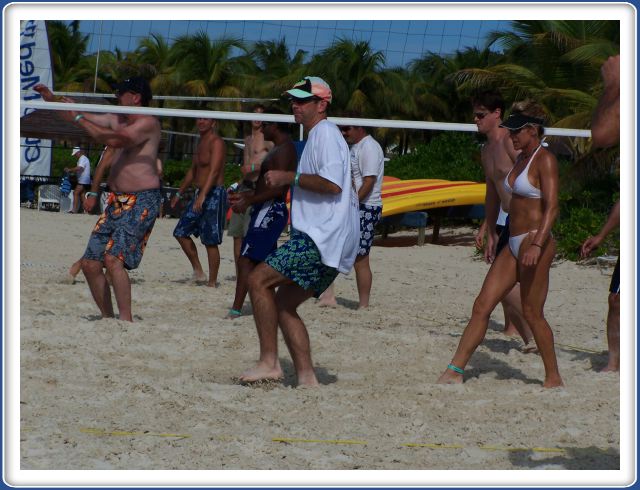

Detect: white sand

[18,208,620,478]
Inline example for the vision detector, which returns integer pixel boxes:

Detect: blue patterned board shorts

[358,204,382,256]
[264,229,339,298]
[241,200,288,262]
[173,186,227,246]
[83,189,161,270]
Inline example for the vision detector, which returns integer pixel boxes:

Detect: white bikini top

[504,145,543,199]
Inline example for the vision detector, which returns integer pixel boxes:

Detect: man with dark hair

[239,77,359,386]
[171,118,227,287]
[227,108,298,317]
[471,89,534,350]
[34,77,161,322]
[318,118,385,309]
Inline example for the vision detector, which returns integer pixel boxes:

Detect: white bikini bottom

[508,230,537,258]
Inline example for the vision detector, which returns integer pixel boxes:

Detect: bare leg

[239,263,288,382]
[518,238,563,388]
[501,285,535,350]
[69,259,82,278]
[437,248,517,384]
[81,258,114,318]
[602,292,620,372]
[354,254,373,308]
[276,284,317,386]
[175,236,206,282]
[205,244,220,287]
[317,283,338,307]
[71,187,82,213]
[233,237,242,276]
[104,254,132,322]
[230,256,256,314]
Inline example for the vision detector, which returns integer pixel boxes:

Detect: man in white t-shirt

[238,76,359,387]
[318,121,384,308]
[64,146,91,213]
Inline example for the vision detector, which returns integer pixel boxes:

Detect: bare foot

[206,281,220,288]
[191,271,207,283]
[238,362,283,383]
[317,297,338,307]
[521,343,539,354]
[543,377,564,388]
[59,273,76,285]
[600,364,619,373]
[296,371,320,387]
[224,308,243,319]
[436,370,463,384]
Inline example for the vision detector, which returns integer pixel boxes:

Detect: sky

[76,20,510,69]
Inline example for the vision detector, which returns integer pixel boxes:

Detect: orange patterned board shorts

[83,189,161,270]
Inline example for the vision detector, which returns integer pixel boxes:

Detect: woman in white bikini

[437,100,563,388]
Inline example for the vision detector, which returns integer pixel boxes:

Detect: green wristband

[74,114,85,123]
[294,172,301,187]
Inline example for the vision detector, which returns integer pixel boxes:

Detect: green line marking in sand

[276,438,566,454]
[402,442,464,449]
[556,343,605,354]
[273,437,368,445]
[80,427,191,439]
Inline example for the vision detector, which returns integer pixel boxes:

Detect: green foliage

[50,147,242,190]
[554,205,619,261]
[384,132,484,182]
[161,160,242,188]
[554,157,619,260]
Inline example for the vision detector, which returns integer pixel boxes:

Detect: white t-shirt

[291,119,360,274]
[77,155,91,185]
[350,134,384,207]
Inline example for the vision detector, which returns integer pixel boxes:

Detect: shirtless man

[227,108,298,318]
[35,77,161,322]
[171,118,226,287]
[471,90,534,349]
[581,54,620,372]
[227,104,274,275]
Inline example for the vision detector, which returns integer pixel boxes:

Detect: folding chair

[36,184,62,211]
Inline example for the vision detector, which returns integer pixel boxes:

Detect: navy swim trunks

[610,257,620,294]
[83,189,161,270]
[358,203,382,256]
[241,200,288,262]
[264,229,339,297]
[173,186,227,246]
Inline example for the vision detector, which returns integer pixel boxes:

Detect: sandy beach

[17,208,622,482]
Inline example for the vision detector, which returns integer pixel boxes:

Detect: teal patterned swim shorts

[264,229,339,297]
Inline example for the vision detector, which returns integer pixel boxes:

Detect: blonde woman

[437,100,563,388]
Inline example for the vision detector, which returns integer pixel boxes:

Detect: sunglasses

[260,121,273,128]
[473,111,490,120]
[339,126,354,132]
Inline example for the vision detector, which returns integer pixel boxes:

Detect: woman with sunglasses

[437,100,563,388]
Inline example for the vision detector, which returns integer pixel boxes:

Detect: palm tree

[46,20,93,90]
[246,39,308,100]
[307,38,387,115]
[135,33,178,100]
